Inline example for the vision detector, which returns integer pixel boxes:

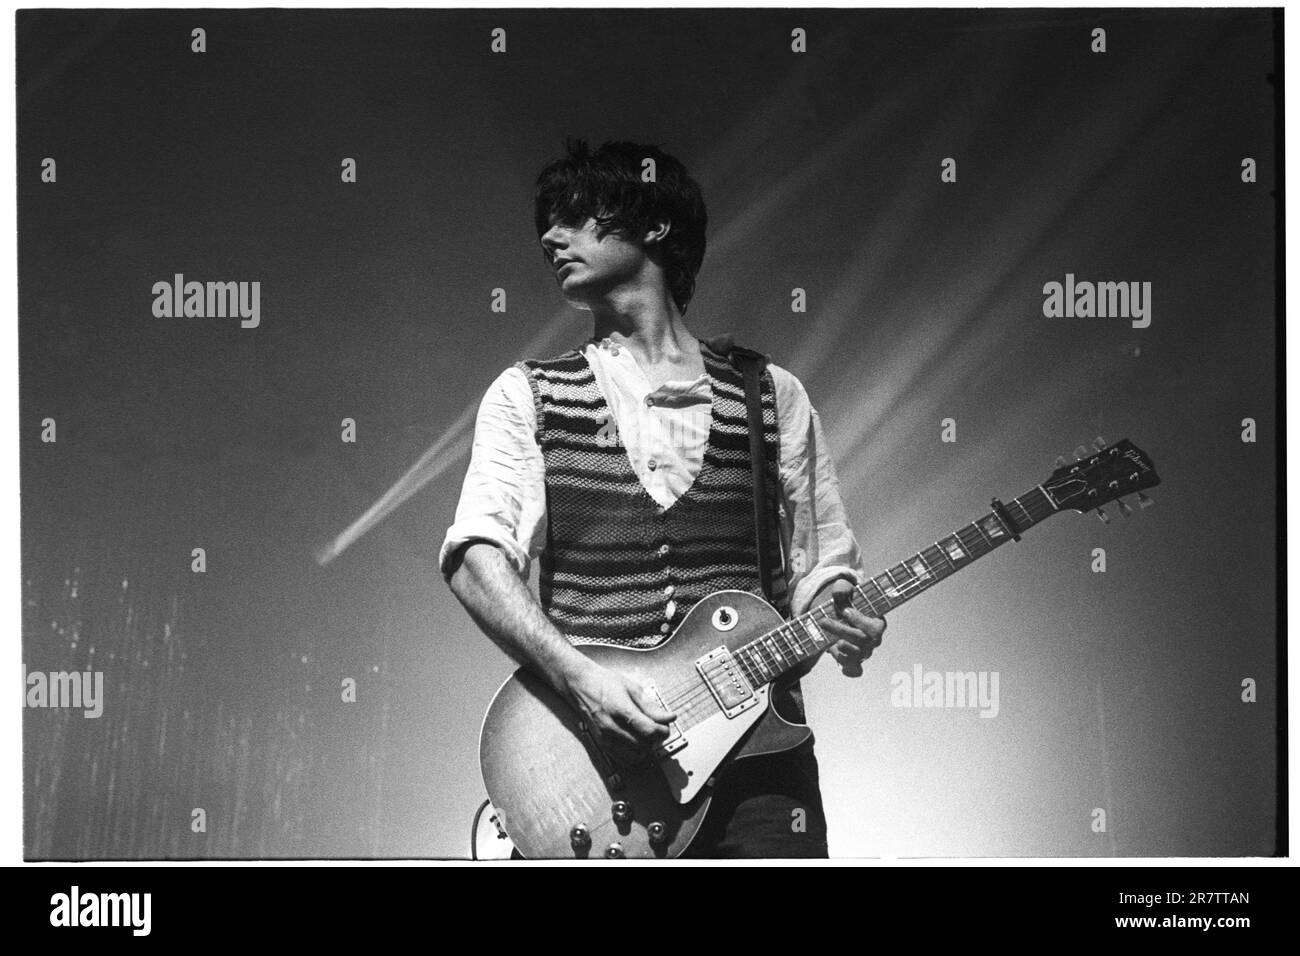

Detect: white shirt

[439,337,867,616]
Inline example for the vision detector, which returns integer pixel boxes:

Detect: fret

[950,530,972,563]
[971,520,993,548]
[1037,484,1059,511]
[788,620,817,655]
[763,632,788,669]
[845,585,865,615]
[889,565,919,601]
[956,524,989,561]
[1013,496,1034,527]
[747,642,774,681]
[861,592,889,618]
[875,573,901,604]
[894,562,929,602]
[856,581,890,616]
[776,624,802,659]
[905,553,933,584]
[1029,488,1052,519]
[979,513,1007,541]
[801,614,828,649]
[884,567,906,600]
[919,546,947,579]
[760,636,782,673]
[780,622,803,656]
[735,649,761,686]
[941,534,968,564]
[773,624,796,659]
[1032,487,1053,517]
[931,542,956,569]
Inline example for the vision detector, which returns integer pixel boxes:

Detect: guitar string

[612,480,1112,713]
[579,495,1059,724]
[646,493,1058,715]
[654,569,958,720]
[662,535,1029,723]
[657,579,926,719]
[656,547,990,712]
[653,512,1030,705]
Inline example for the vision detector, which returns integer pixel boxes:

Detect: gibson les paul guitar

[478,437,1161,858]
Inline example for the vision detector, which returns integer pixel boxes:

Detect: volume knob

[605,843,625,859]
[611,800,632,824]
[647,821,667,845]
[569,825,591,852]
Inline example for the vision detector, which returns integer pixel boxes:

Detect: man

[441,138,885,858]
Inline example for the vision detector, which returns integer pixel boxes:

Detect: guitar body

[479,590,812,859]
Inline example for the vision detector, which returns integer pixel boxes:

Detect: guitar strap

[731,344,778,605]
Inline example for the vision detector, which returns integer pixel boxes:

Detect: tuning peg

[1136,492,1154,510]
[1116,498,1133,518]
[1095,507,1110,524]
[1054,456,1068,469]
[1073,446,1090,461]
[1093,436,1107,451]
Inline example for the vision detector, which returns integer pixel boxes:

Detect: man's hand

[814,578,886,677]
[561,658,677,766]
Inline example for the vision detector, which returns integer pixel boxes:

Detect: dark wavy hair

[534,138,708,314]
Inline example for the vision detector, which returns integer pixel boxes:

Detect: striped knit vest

[517,338,791,651]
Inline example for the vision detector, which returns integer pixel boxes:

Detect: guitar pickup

[695,646,759,718]
[645,682,686,757]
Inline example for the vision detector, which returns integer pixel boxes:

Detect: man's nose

[540,227,567,257]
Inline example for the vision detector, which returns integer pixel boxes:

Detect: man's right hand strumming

[446,542,676,766]
[561,657,677,767]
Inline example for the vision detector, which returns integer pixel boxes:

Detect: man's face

[539,214,649,310]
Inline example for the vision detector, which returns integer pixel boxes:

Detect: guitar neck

[733,484,1061,689]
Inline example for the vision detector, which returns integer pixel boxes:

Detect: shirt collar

[584,337,711,404]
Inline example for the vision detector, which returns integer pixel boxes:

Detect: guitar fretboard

[731,485,1059,689]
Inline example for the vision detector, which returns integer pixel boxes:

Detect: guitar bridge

[695,646,759,718]
[646,682,686,757]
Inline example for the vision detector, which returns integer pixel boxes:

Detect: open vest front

[517,338,790,650]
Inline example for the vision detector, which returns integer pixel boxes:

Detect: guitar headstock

[1044,437,1161,519]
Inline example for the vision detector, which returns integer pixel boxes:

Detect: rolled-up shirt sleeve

[438,366,547,581]
[770,364,868,616]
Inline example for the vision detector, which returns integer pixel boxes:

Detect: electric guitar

[478,437,1161,858]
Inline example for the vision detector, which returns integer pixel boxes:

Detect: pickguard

[657,686,770,803]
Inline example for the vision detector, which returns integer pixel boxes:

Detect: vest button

[663,584,674,596]
[660,623,671,634]
[647,458,657,471]
[644,395,655,407]
[657,544,670,557]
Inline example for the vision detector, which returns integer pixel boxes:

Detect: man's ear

[644,219,672,247]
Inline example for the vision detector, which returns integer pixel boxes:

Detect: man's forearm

[445,540,592,693]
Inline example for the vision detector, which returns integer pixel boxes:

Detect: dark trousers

[681,742,829,859]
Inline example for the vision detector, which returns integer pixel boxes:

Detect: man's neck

[588,288,697,368]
